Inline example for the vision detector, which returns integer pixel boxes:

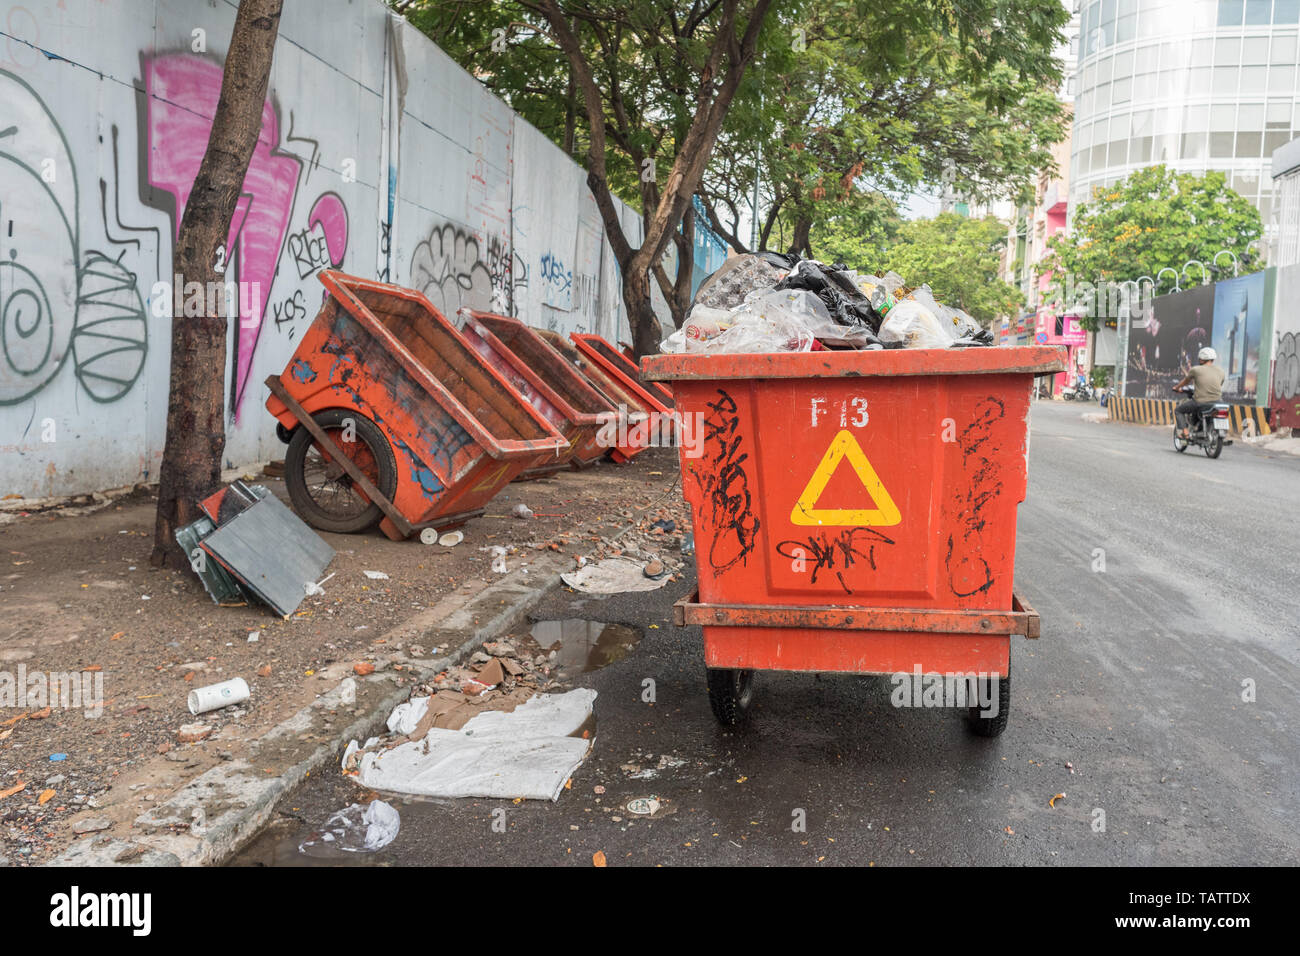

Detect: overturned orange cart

[534,328,659,463]
[459,311,616,476]
[642,346,1064,735]
[571,332,676,409]
[265,271,567,540]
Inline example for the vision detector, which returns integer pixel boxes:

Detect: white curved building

[1071,0,1300,230]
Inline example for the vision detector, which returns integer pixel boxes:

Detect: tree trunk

[623,268,661,357]
[562,18,577,156]
[652,205,697,329]
[787,215,813,259]
[151,0,285,569]
[534,0,775,360]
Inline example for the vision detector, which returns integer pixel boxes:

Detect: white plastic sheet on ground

[355,688,597,802]
[560,557,672,593]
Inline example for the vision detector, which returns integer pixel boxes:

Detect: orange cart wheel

[285,408,397,534]
[968,663,1011,738]
[706,668,755,726]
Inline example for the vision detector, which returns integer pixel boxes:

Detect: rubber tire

[706,668,755,727]
[276,421,296,444]
[1173,431,1189,453]
[1204,430,1223,459]
[285,408,397,534]
[968,664,1011,737]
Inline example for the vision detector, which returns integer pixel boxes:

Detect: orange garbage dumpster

[265,271,567,540]
[641,346,1065,735]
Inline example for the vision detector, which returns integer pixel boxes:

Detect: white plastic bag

[878,300,954,349]
[663,290,817,353]
[903,286,982,341]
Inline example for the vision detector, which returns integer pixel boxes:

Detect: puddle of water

[525,619,639,676]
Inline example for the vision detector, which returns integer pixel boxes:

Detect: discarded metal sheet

[175,515,248,606]
[199,495,334,617]
[199,479,269,526]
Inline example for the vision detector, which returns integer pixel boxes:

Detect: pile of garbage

[341,636,596,801]
[663,252,995,354]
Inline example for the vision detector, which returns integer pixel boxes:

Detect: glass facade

[1071,0,1299,229]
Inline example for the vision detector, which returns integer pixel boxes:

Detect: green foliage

[804,191,902,266]
[878,213,1022,326]
[701,0,1070,254]
[1039,165,1264,331]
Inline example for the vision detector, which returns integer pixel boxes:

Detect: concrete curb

[47,560,566,867]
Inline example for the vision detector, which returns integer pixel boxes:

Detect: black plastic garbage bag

[774,260,885,337]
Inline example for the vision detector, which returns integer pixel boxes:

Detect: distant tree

[402,0,777,354]
[699,0,1069,260]
[404,0,1067,349]
[801,190,902,267]
[151,0,285,568]
[1039,165,1264,331]
[881,212,1022,326]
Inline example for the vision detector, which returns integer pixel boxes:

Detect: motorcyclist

[1172,347,1226,438]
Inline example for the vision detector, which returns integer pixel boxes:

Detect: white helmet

[1198,347,1217,362]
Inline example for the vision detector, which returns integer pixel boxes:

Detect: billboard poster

[1271,263,1300,428]
[1211,272,1265,403]
[1124,284,1213,398]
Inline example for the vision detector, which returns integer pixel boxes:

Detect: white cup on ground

[188,677,250,715]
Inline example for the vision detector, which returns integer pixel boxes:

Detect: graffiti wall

[0,0,655,497]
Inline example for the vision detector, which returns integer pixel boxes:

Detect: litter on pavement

[345,689,597,802]
[298,799,401,855]
[561,556,675,593]
[177,480,335,618]
[188,677,250,716]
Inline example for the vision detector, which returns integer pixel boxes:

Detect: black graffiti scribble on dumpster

[777,527,896,594]
[695,389,760,573]
[945,397,1005,597]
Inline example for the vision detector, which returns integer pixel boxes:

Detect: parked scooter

[1061,376,1095,402]
[1171,385,1231,459]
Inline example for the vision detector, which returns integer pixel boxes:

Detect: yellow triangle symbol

[789,429,902,527]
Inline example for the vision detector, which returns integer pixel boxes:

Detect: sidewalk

[0,447,684,865]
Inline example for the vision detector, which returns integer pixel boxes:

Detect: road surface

[232,401,1299,866]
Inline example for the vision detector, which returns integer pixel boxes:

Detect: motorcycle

[1061,378,1095,402]
[1171,385,1231,459]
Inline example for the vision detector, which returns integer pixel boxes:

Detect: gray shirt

[1188,364,1225,403]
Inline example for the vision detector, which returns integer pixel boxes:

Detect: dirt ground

[0,446,683,865]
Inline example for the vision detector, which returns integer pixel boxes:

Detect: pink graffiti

[145,54,300,416]
[308,193,348,267]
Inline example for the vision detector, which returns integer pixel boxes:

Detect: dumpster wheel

[968,663,1011,738]
[706,668,755,726]
[286,408,397,534]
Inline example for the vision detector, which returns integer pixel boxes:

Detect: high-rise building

[1071,0,1300,233]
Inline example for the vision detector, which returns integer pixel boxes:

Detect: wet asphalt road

[232,401,1299,866]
